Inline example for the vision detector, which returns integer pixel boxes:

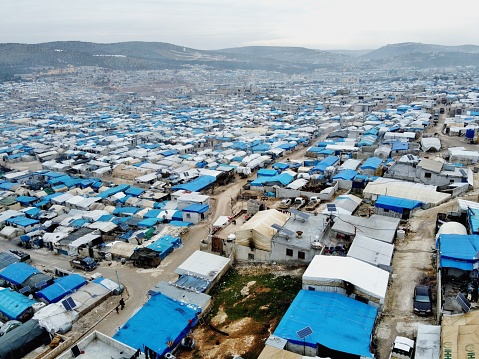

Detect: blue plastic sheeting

[468,208,479,234]
[171,175,216,192]
[36,274,87,303]
[250,172,294,187]
[6,216,39,227]
[172,211,183,221]
[97,184,131,199]
[251,143,270,153]
[391,141,408,151]
[332,169,357,181]
[0,289,36,320]
[437,234,479,270]
[175,275,210,293]
[274,290,377,358]
[97,214,117,222]
[0,262,39,285]
[169,221,193,227]
[0,182,16,190]
[375,195,422,213]
[272,162,290,171]
[23,207,41,217]
[15,196,37,204]
[310,156,339,173]
[125,187,145,197]
[361,157,383,171]
[146,235,182,259]
[113,207,142,216]
[71,219,89,228]
[182,204,209,213]
[257,169,279,177]
[144,209,162,219]
[138,218,160,228]
[113,293,199,357]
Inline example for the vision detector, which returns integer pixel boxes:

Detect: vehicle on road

[69,256,98,271]
[389,336,415,359]
[413,285,432,316]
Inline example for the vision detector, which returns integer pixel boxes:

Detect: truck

[389,336,415,359]
[293,196,307,209]
[304,196,321,211]
[69,256,98,271]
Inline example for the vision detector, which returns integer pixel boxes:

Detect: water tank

[466,129,475,139]
[396,229,405,240]
[104,253,112,261]
[57,322,73,334]
[199,241,208,251]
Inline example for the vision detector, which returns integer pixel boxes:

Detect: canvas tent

[235,209,288,252]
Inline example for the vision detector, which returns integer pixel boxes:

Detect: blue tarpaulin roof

[15,196,37,204]
[137,218,159,227]
[0,289,36,320]
[272,162,290,170]
[171,175,216,192]
[6,216,39,227]
[125,187,145,197]
[36,274,87,303]
[182,204,209,213]
[98,184,131,199]
[250,172,294,187]
[468,208,479,234]
[391,141,408,151]
[257,169,278,177]
[0,262,39,286]
[113,293,198,357]
[375,195,422,213]
[361,157,383,171]
[146,235,182,259]
[332,169,357,181]
[437,234,479,270]
[274,290,377,358]
[311,156,339,173]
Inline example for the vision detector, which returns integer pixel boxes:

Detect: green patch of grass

[207,268,302,327]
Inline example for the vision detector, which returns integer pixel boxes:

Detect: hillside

[0,41,478,81]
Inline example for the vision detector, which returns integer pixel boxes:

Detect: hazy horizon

[2,0,478,51]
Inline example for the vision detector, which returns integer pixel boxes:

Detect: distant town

[0,45,478,359]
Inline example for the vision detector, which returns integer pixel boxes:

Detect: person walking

[119,298,125,310]
[115,305,120,314]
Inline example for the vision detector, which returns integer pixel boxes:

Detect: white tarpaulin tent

[33,302,79,333]
[302,255,389,307]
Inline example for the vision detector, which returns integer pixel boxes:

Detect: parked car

[413,285,432,316]
[278,198,292,210]
[69,256,98,271]
[389,336,415,359]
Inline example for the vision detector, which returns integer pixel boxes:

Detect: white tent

[302,255,389,308]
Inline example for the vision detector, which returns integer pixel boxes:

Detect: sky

[2,0,478,51]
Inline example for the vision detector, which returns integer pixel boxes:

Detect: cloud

[1,0,477,49]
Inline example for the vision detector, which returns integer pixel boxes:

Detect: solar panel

[456,292,471,313]
[120,223,129,231]
[35,280,48,289]
[327,204,337,212]
[460,169,467,176]
[297,326,313,339]
[62,297,77,311]
[289,208,310,220]
[271,223,295,237]
[19,286,31,294]
[137,232,145,239]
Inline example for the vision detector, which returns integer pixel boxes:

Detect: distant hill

[362,42,479,60]
[0,41,478,81]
